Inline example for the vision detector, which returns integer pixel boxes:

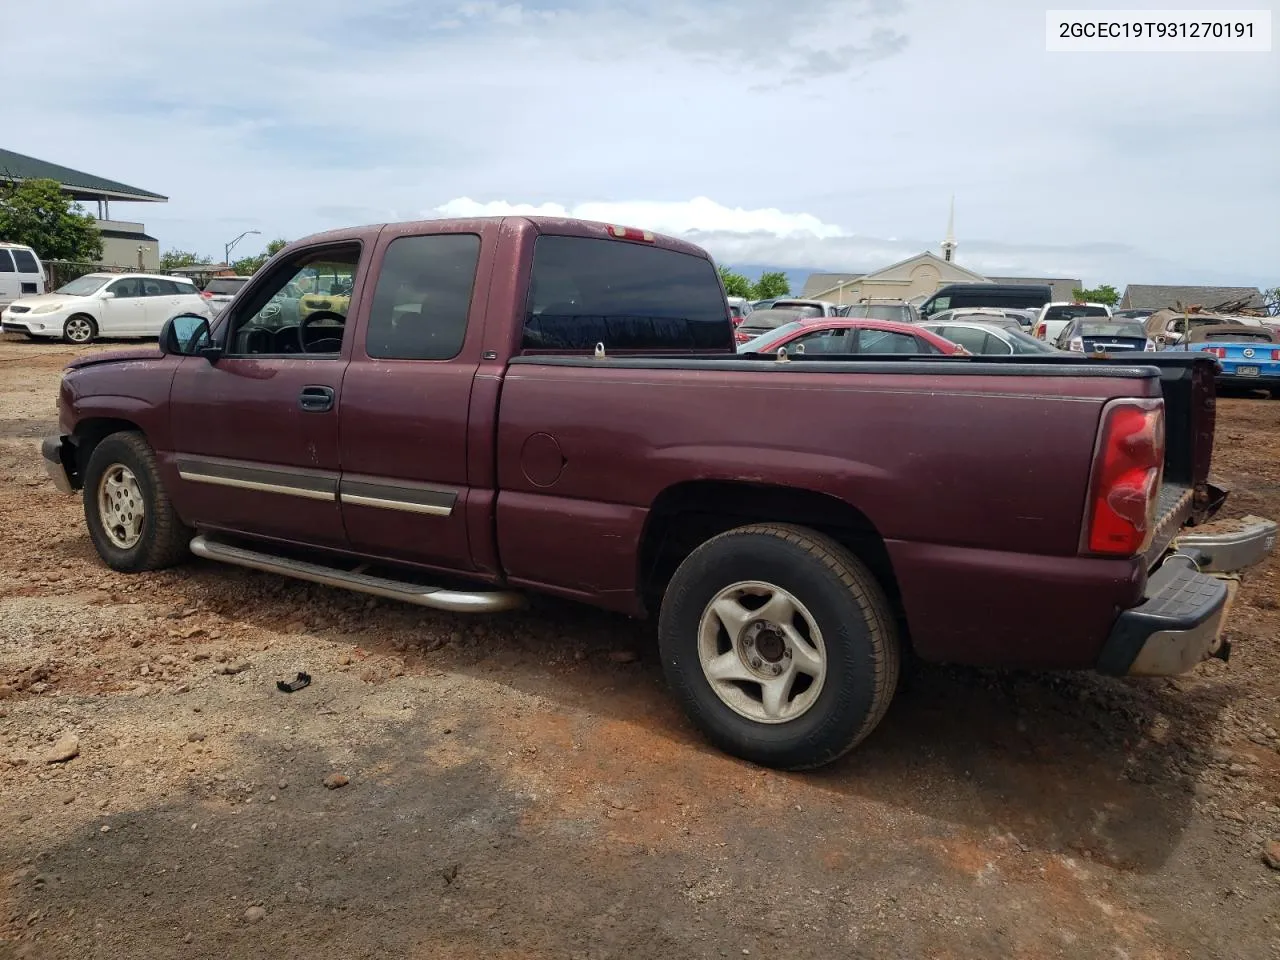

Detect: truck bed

[492,351,1219,670]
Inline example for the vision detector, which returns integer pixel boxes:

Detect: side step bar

[189,535,526,614]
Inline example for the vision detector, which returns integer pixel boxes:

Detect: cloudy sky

[8,0,1277,286]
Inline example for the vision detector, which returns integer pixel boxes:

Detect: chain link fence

[44,260,141,290]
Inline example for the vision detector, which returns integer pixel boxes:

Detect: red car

[736,316,967,355]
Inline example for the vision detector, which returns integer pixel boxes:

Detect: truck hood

[66,347,164,370]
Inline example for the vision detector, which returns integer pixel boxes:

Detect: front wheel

[658,523,900,770]
[62,314,97,344]
[83,432,191,572]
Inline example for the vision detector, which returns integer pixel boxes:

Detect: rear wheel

[62,314,97,344]
[83,432,190,572]
[658,523,900,770]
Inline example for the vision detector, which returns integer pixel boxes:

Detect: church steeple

[941,195,957,262]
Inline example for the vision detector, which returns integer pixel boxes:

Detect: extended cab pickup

[43,216,1276,770]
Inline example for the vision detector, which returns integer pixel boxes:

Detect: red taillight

[1272,349,1280,360]
[200,290,213,299]
[606,224,655,243]
[1204,346,1226,358]
[1084,399,1165,556]
[1035,323,1046,339]
[734,331,750,344]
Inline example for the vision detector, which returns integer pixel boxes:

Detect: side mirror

[159,313,217,360]
[100,291,116,300]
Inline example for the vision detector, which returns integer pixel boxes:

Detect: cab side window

[365,233,481,360]
[11,249,39,274]
[223,244,360,357]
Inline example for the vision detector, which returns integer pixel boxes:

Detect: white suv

[1032,302,1112,343]
[1,273,210,344]
[0,243,46,308]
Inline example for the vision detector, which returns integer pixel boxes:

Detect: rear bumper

[1097,515,1275,676]
[41,435,76,494]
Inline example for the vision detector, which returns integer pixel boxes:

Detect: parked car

[200,276,252,317]
[1,273,209,344]
[1145,309,1265,347]
[1054,318,1155,354]
[920,320,1060,356]
[0,242,45,309]
[737,317,967,356]
[998,308,1040,330]
[926,308,1023,332]
[733,307,804,344]
[767,298,839,318]
[1113,308,1157,322]
[834,300,921,323]
[42,215,1274,771]
[1033,301,1112,342]
[919,283,1053,320]
[726,296,752,327]
[1163,324,1280,398]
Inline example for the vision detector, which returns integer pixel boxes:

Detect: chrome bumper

[1099,514,1274,677]
[40,436,74,495]
[1172,515,1277,573]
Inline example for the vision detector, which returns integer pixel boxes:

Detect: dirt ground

[1,336,1278,960]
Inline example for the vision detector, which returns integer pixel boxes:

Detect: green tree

[752,271,791,300]
[160,248,213,271]
[717,264,754,299]
[0,177,103,262]
[1072,283,1120,306]
[231,238,289,275]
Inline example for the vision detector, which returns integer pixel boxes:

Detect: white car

[1,273,210,344]
[1032,301,1112,343]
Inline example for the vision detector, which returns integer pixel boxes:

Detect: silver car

[200,276,252,316]
[921,320,1061,356]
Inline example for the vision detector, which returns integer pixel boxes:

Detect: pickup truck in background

[42,216,1276,770]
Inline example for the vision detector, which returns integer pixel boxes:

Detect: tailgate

[1134,354,1221,569]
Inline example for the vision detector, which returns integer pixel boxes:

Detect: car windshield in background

[55,275,110,297]
[843,305,908,321]
[1080,321,1146,338]
[206,278,250,295]
[1044,304,1109,321]
[1007,329,1059,353]
[738,321,805,352]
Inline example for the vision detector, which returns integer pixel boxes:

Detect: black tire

[62,314,98,345]
[658,523,900,771]
[83,432,191,572]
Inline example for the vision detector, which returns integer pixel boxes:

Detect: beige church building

[799,204,1080,304]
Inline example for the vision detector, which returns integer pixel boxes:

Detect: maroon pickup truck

[42,216,1275,770]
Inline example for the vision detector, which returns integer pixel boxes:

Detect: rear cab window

[365,233,481,360]
[523,236,731,352]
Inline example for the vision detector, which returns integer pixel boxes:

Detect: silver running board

[189,535,526,614]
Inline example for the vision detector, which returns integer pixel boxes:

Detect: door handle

[298,385,335,412]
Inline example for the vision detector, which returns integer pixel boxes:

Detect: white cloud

[431,197,846,238]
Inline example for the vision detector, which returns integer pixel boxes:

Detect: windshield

[842,304,907,321]
[1080,321,1146,338]
[55,275,110,297]
[1044,304,1109,321]
[738,321,805,352]
[1008,329,1059,353]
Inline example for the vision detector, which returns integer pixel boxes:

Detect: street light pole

[224,230,261,270]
